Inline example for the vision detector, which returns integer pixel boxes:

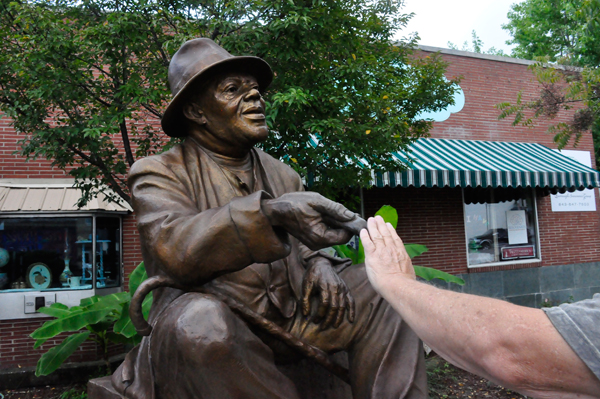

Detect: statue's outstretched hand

[262,192,356,250]
[302,257,355,329]
[361,216,415,294]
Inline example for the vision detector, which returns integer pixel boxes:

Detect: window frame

[462,188,542,269]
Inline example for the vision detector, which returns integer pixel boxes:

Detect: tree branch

[57,137,131,203]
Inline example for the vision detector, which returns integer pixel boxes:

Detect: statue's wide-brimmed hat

[161,38,273,137]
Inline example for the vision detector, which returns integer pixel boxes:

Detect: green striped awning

[375,138,600,190]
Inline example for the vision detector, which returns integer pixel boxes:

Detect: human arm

[361,216,600,399]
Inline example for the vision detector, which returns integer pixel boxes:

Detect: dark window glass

[95,217,121,288]
[0,216,122,291]
[0,218,93,291]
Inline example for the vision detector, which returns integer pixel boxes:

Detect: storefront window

[0,216,121,291]
[464,190,539,267]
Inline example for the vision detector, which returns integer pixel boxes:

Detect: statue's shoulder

[254,148,303,192]
[254,148,298,178]
[129,144,185,178]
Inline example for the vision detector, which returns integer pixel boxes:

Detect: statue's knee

[173,296,237,359]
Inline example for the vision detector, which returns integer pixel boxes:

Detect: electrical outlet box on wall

[24,294,56,314]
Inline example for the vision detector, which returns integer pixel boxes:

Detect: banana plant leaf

[114,292,153,338]
[38,306,72,319]
[31,307,115,340]
[331,244,359,264]
[113,302,136,337]
[414,266,465,285]
[35,331,90,376]
[142,292,153,320]
[114,263,152,338]
[106,332,142,346]
[404,244,428,259]
[82,291,130,311]
[375,205,398,228]
[129,262,147,295]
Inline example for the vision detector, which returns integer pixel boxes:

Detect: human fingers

[386,222,408,258]
[386,222,404,245]
[321,286,340,330]
[366,216,386,246]
[302,276,315,317]
[375,218,396,249]
[360,228,375,255]
[386,223,415,278]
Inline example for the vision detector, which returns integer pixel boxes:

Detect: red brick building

[1,46,599,373]
[362,46,600,306]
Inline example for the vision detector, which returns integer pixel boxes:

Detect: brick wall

[361,50,600,276]
[0,116,68,178]
[0,318,123,370]
[363,186,600,275]
[424,51,594,154]
[122,215,143,287]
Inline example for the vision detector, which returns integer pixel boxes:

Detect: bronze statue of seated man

[111,38,426,399]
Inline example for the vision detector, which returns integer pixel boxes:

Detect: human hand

[262,192,356,250]
[302,258,355,329]
[360,216,415,294]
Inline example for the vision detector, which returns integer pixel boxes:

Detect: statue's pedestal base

[88,354,352,399]
[88,376,123,399]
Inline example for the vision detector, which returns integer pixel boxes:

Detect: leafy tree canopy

[448,30,509,57]
[498,0,600,161]
[0,0,458,205]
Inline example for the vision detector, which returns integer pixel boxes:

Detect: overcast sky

[395,0,525,54]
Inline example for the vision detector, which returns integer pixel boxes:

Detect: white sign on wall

[506,210,528,244]
[551,150,597,212]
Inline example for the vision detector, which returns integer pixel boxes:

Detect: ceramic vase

[60,259,72,287]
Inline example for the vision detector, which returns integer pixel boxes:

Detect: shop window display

[95,217,121,288]
[464,190,539,267]
[0,216,121,291]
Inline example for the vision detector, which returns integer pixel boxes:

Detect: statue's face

[190,71,268,156]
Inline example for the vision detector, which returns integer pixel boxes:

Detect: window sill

[1,285,93,293]
[467,258,541,269]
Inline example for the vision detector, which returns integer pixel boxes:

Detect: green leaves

[0,0,457,206]
[404,244,428,259]
[31,307,115,340]
[35,332,91,376]
[375,205,398,228]
[114,262,151,339]
[128,261,147,295]
[500,0,600,161]
[413,266,465,285]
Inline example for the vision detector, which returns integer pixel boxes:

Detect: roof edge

[0,178,75,188]
[414,45,583,71]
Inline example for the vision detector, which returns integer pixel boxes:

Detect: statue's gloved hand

[302,257,355,329]
[262,192,356,250]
